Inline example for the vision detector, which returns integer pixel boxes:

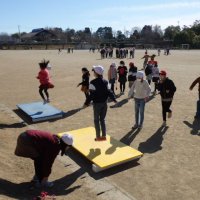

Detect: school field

[0,49,200,200]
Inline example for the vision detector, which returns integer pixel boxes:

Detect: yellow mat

[58,127,143,172]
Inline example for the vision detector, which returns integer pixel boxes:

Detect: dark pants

[93,102,107,138]
[109,78,115,94]
[39,88,49,100]
[162,101,172,121]
[33,156,43,182]
[120,82,126,93]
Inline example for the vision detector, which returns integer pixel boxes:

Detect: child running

[117,60,128,95]
[77,67,90,100]
[37,60,54,103]
[84,65,117,141]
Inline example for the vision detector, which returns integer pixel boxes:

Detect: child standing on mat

[84,65,117,141]
[37,60,54,103]
[77,67,90,100]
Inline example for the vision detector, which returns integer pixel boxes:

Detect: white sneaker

[162,121,167,127]
[42,181,54,188]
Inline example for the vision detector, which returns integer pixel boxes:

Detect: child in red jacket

[37,60,54,103]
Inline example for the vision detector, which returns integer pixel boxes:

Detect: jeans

[134,98,145,126]
[161,101,172,121]
[93,102,107,138]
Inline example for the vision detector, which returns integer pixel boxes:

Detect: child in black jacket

[84,65,117,141]
[158,70,176,126]
[77,68,90,100]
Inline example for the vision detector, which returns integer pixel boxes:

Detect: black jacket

[128,66,137,81]
[78,73,90,87]
[85,77,116,105]
[158,78,176,99]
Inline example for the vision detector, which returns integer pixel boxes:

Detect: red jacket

[26,130,60,178]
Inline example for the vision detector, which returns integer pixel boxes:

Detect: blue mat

[17,102,63,122]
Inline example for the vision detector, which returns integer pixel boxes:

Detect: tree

[116,30,126,40]
[141,25,153,42]
[164,25,180,40]
[96,27,113,40]
[191,20,200,35]
[174,31,190,46]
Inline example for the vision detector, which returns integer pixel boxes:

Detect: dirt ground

[0,49,200,200]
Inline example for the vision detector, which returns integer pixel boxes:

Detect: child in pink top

[37,60,54,103]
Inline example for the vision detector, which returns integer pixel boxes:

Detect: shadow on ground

[138,126,169,153]
[183,119,200,136]
[0,168,83,199]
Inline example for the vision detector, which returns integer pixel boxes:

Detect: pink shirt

[37,69,50,85]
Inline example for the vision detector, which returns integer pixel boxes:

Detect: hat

[159,70,167,76]
[111,63,116,67]
[92,65,104,75]
[136,71,144,78]
[61,133,73,146]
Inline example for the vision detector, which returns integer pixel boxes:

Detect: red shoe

[100,136,107,141]
[95,138,102,141]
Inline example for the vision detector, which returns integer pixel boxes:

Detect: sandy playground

[0,49,200,200]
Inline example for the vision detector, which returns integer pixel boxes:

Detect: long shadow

[120,128,141,145]
[0,122,26,129]
[183,119,200,136]
[146,94,155,103]
[13,107,83,124]
[138,126,169,154]
[67,148,140,180]
[0,168,83,199]
[110,98,128,108]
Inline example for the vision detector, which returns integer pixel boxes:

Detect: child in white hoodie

[128,71,151,129]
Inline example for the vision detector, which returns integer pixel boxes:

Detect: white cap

[111,63,116,67]
[61,134,73,146]
[136,71,144,78]
[92,65,104,75]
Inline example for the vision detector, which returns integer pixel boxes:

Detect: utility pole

[18,25,21,42]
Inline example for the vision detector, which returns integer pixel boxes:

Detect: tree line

[0,20,200,48]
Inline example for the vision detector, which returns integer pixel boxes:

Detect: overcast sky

[1,0,200,34]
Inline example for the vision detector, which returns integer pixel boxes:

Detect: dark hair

[82,67,88,72]
[120,60,125,65]
[39,59,49,69]
[129,62,134,67]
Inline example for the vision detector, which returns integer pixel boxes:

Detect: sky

[0,0,200,34]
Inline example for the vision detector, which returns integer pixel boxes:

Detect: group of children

[36,55,178,141]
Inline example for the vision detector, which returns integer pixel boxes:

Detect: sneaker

[132,124,138,129]
[138,125,143,129]
[95,137,102,141]
[168,112,172,118]
[100,136,107,141]
[46,99,50,103]
[31,175,39,182]
[162,121,167,127]
[42,181,54,188]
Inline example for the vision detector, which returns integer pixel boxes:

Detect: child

[108,63,117,95]
[37,60,54,103]
[128,71,151,129]
[128,62,137,88]
[141,52,149,70]
[84,65,117,141]
[157,70,176,126]
[77,67,90,100]
[152,62,160,94]
[189,77,200,118]
[117,60,128,95]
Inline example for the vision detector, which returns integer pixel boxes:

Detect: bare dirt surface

[0,49,200,200]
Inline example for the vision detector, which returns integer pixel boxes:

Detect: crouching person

[15,130,73,187]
